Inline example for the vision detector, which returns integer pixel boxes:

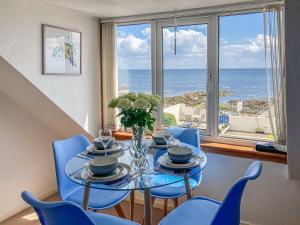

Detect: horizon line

[118,68,267,70]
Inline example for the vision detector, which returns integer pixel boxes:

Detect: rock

[165,90,232,107]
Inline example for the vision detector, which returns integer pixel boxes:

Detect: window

[162,24,208,131]
[116,24,151,96]
[218,13,274,141]
[114,7,280,145]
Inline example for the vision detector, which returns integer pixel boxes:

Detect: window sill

[201,142,287,164]
[112,131,152,140]
[112,131,287,164]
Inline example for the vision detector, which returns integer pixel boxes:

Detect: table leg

[130,191,135,220]
[143,188,152,225]
[184,175,192,200]
[82,185,91,210]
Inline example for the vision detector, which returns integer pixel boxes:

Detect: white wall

[229,115,272,134]
[0,0,101,136]
[0,91,59,221]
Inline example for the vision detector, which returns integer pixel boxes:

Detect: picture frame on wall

[42,24,82,75]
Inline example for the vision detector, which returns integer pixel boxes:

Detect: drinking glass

[98,128,112,156]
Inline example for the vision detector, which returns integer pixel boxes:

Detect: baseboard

[241,221,253,225]
[0,188,57,223]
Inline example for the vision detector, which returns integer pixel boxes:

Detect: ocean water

[118,69,268,103]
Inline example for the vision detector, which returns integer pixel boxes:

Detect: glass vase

[129,126,149,174]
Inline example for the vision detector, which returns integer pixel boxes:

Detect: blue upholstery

[52,134,129,210]
[159,161,262,225]
[21,191,139,225]
[150,127,201,199]
[167,127,200,148]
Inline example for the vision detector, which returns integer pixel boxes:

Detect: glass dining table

[65,140,207,225]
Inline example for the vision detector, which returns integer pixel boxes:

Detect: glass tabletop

[65,140,207,191]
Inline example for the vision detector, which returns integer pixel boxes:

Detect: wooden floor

[0,193,165,225]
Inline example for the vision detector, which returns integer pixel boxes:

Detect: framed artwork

[42,24,82,75]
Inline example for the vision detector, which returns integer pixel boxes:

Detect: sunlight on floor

[21,212,38,221]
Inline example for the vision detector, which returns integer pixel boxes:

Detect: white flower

[108,98,119,108]
[117,98,132,109]
[122,93,137,101]
[148,95,160,106]
[134,97,150,110]
[137,93,150,100]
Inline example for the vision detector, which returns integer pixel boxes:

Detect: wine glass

[98,128,112,156]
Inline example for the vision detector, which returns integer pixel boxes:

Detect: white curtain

[264,6,287,150]
[101,22,117,129]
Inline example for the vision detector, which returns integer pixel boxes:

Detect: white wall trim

[241,221,254,225]
[0,188,57,223]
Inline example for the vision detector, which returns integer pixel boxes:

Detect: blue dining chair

[159,161,262,225]
[167,127,200,148]
[154,127,201,214]
[52,134,130,217]
[21,191,139,225]
[138,127,201,222]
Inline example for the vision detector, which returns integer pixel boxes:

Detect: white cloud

[117,34,150,56]
[219,34,266,68]
[117,28,267,69]
[163,29,207,54]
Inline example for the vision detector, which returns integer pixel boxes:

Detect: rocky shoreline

[164,90,232,106]
[164,91,269,115]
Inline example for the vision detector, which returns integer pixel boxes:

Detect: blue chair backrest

[21,191,95,225]
[211,161,262,225]
[52,134,90,199]
[167,127,200,148]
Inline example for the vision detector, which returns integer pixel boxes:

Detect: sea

[118,69,268,103]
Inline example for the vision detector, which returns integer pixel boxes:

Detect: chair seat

[65,187,129,210]
[159,196,221,225]
[149,173,202,199]
[150,185,187,199]
[87,211,139,225]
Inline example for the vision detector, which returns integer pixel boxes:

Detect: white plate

[158,153,204,170]
[86,142,125,155]
[150,138,180,149]
[79,163,130,183]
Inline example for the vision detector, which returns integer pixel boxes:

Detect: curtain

[264,6,287,151]
[101,22,117,129]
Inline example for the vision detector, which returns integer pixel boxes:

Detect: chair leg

[114,204,126,219]
[172,198,179,208]
[130,191,135,221]
[163,199,168,216]
[141,197,155,225]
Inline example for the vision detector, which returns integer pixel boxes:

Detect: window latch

[208,73,212,83]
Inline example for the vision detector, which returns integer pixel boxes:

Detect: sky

[117,13,266,69]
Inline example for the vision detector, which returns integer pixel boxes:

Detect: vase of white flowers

[108,93,161,169]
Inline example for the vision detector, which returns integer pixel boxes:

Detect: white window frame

[115,4,279,147]
[154,17,214,137]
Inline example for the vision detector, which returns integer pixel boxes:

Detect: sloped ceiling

[32,0,260,18]
[0,57,93,140]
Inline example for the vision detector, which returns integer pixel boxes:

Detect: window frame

[155,17,212,136]
[115,7,273,147]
